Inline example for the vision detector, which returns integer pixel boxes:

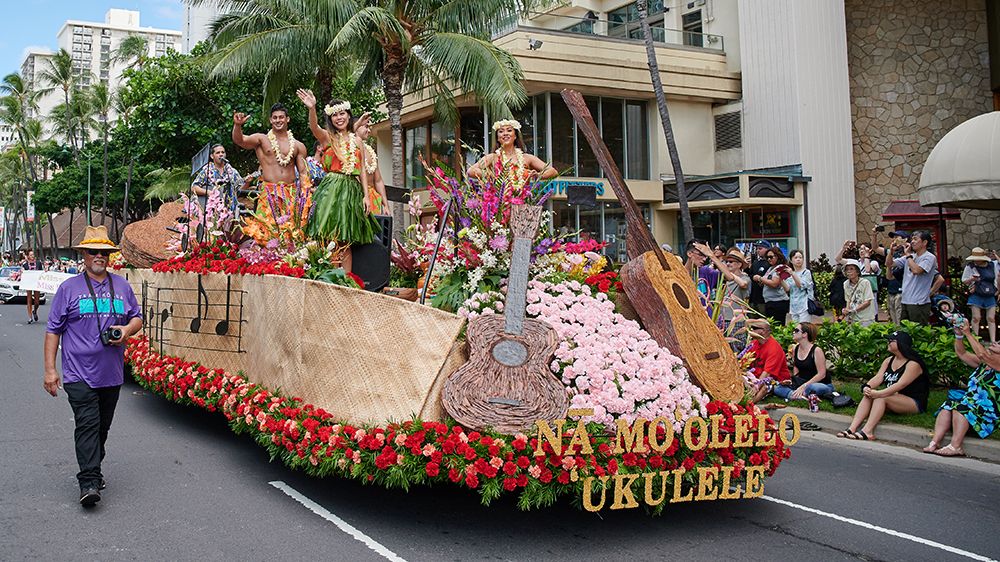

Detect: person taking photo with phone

[43,226,142,507]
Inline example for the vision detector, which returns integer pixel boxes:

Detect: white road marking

[269,480,407,562]
[761,495,997,562]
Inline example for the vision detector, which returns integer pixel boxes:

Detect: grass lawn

[762,379,1000,441]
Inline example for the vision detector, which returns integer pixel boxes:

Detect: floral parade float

[118,90,794,513]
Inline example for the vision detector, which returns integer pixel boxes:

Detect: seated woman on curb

[837,330,930,441]
[773,322,834,401]
[923,322,1000,457]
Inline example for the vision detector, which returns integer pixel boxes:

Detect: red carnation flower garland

[125,336,790,512]
[152,240,307,278]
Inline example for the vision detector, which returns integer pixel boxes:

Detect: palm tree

[636,0,693,242]
[115,87,138,227]
[113,35,149,70]
[199,0,536,236]
[38,49,79,161]
[90,83,113,223]
[0,73,41,182]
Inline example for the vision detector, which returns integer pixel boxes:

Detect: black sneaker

[33,310,39,322]
[80,487,101,506]
[98,479,106,490]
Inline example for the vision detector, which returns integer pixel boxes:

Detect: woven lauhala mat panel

[125,270,249,376]
[243,274,466,424]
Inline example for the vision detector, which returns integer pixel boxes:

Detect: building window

[608,0,666,42]
[563,19,594,34]
[404,124,428,189]
[549,94,576,176]
[459,109,486,167]
[682,10,703,47]
[625,101,649,180]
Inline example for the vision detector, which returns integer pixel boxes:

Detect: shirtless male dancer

[232,103,312,244]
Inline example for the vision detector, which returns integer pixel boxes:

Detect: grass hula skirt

[307,172,379,244]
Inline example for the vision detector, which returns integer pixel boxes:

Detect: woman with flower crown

[468,119,557,191]
[296,89,386,273]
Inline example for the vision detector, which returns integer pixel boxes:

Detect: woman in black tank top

[837,330,929,441]
[773,322,835,401]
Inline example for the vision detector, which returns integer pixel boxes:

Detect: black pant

[764,300,790,323]
[64,382,121,490]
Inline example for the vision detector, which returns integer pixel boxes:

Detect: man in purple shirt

[43,226,142,507]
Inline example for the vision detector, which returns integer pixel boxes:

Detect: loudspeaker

[567,184,597,208]
[374,214,392,249]
[351,214,392,292]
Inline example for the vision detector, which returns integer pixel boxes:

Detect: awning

[882,200,960,222]
[917,111,1000,210]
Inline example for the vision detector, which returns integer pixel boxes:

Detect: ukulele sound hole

[492,340,528,367]
[671,283,691,309]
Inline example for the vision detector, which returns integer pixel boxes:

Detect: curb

[769,406,1000,464]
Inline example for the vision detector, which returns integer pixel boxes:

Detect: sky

[1,0,185,76]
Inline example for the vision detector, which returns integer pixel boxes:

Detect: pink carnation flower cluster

[460,280,708,431]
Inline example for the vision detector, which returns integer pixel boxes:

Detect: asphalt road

[2,301,999,562]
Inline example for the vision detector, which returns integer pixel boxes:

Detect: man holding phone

[43,226,142,507]
[886,230,938,324]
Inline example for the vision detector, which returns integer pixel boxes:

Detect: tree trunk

[69,208,74,249]
[123,157,134,228]
[65,87,79,163]
[48,215,58,259]
[637,0,694,243]
[101,123,109,225]
[382,52,407,243]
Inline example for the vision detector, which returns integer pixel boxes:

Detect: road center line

[269,480,407,562]
[762,495,997,562]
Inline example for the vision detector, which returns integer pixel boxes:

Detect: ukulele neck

[504,236,531,336]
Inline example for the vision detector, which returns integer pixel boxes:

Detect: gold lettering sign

[533,412,800,511]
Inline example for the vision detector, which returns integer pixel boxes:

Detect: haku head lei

[492,119,521,131]
[324,101,351,116]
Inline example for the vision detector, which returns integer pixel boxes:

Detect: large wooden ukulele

[561,89,743,402]
[442,205,569,433]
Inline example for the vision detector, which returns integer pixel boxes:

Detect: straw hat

[73,225,119,251]
[724,248,749,268]
[965,247,989,262]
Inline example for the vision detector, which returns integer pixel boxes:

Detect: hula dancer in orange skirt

[297,89,386,274]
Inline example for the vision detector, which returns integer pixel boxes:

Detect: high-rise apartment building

[22,9,181,138]
[182,1,222,53]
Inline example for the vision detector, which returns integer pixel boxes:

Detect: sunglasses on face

[792,328,803,333]
[767,255,777,260]
[84,249,113,257]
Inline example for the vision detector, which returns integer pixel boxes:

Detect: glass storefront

[684,208,799,255]
[547,200,651,265]
[403,93,650,187]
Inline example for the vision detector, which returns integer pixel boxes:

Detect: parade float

[119,90,793,513]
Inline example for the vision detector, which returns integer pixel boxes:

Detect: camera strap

[83,272,118,337]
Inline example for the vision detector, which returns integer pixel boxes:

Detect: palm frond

[418,32,527,118]
[144,167,192,201]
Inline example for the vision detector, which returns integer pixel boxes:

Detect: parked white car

[0,267,48,304]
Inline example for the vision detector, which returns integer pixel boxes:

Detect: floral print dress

[939,365,1000,438]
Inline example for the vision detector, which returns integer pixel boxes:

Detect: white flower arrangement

[491,119,521,131]
[324,101,351,116]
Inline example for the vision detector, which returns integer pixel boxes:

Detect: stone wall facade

[846,0,998,258]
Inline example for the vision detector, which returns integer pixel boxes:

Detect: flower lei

[333,132,377,174]
[267,129,297,167]
[495,148,527,190]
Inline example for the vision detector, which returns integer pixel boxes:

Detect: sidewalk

[770,406,1000,464]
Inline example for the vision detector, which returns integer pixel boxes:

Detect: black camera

[874,225,886,232]
[100,327,123,346]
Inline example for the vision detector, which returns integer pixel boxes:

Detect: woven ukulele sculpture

[561,89,744,402]
[443,205,569,433]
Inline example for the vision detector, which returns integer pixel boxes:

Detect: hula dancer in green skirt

[297,89,386,273]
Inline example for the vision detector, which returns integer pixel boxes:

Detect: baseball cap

[890,230,908,238]
[754,240,771,248]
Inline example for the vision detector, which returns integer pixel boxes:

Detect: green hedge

[771,320,969,388]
